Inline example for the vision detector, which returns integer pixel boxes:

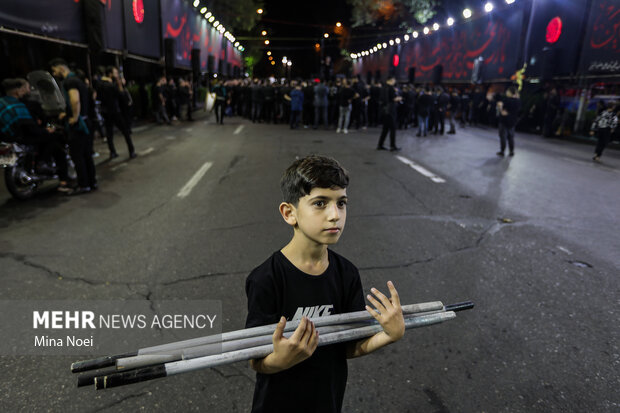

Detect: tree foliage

[347,0,437,27]
[210,0,264,32]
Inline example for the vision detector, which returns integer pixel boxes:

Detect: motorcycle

[0,70,77,200]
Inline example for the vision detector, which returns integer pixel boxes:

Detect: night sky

[252,0,351,78]
[252,0,475,78]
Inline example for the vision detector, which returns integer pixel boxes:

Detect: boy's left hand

[365,281,405,343]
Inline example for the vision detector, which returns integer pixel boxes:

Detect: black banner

[579,0,620,74]
[524,0,589,77]
[0,0,85,43]
[101,0,123,50]
[123,0,160,58]
[355,5,524,82]
[160,0,241,71]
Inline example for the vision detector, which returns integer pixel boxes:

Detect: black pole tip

[445,301,475,312]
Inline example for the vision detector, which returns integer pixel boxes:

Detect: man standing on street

[98,66,136,159]
[496,86,521,157]
[376,76,402,151]
[50,58,97,195]
[313,79,329,130]
[590,102,618,163]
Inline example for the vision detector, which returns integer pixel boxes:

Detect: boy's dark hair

[280,155,349,205]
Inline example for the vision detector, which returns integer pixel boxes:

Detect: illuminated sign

[133,0,144,24]
[546,16,562,43]
[392,54,399,67]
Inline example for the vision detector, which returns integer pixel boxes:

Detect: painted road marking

[138,147,155,156]
[233,125,245,135]
[177,162,213,198]
[111,163,127,172]
[396,155,446,183]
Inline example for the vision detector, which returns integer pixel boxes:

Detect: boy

[245,155,405,413]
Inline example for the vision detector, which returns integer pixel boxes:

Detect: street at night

[1,115,618,412]
[1,0,619,411]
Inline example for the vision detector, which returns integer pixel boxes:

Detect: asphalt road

[0,113,618,412]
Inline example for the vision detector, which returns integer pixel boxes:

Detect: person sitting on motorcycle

[0,78,71,191]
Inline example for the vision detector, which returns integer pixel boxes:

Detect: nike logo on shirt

[291,304,334,320]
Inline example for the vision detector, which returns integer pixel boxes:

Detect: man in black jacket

[98,66,136,159]
[496,87,521,157]
[376,76,402,151]
[50,58,97,195]
[416,87,431,137]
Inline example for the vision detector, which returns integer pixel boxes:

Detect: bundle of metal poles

[72,300,473,390]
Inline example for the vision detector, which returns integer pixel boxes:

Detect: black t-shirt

[245,249,366,413]
[417,93,432,117]
[380,85,397,116]
[338,87,354,107]
[97,80,121,115]
[63,75,89,118]
[500,97,521,128]
[152,84,164,108]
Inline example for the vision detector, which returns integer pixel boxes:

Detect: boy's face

[284,187,348,245]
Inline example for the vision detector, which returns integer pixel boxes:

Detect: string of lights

[350,0,518,60]
[191,0,245,52]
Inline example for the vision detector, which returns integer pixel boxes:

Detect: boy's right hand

[270,316,319,371]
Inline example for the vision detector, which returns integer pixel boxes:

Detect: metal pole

[117,321,373,371]
[71,301,444,373]
[93,312,457,389]
[116,303,470,370]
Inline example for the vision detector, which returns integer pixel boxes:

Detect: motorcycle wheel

[4,162,38,200]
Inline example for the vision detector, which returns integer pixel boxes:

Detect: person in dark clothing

[590,102,618,162]
[336,79,355,134]
[447,89,460,134]
[118,74,134,130]
[177,78,193,121]
[152,76,171,125]
[165,78,179,121]
[350,78,363,130]
[433,88,449,135]
[471,87,485,125]
[97,66,136,159]
[543,88,560,137]
[376,76,402,151]
[416,87,431,137]
[399,85,415,130]
[286,84,304,129]
[262,82,275,123]
[313,80,329,130]
[302,82,314,128]
[50,58,97,195]
[328,81,339,127]
[245,155,405,413]
[212,80,226,125]
[251,80,263,123]
[280,82,292,125]
[460,89,471,127]
[368,82,382,127]
[0,78,70,191]
[496,87,522,157]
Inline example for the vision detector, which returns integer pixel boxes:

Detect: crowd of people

[1,64,619,200]
[208,76,618,160]
[0,59,145,196]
